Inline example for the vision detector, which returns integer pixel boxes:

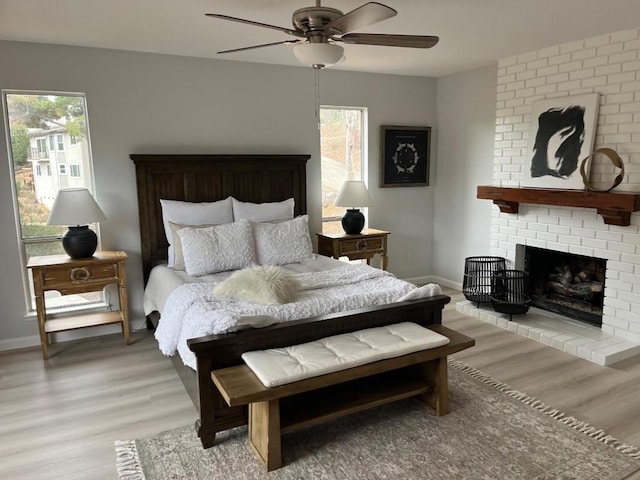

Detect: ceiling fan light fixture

[293,42,344,69]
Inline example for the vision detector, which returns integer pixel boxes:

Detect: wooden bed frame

[131,153,451,448]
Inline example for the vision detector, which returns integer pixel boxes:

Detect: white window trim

[319,105,369,224]
[2,89,99,315]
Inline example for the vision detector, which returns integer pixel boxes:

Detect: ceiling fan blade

[218,40,301,55]
[324,2,397,35]
[338,33,439,49]
[205,14,304,38]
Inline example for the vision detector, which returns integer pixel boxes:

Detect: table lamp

[47,188,107,259]
[334,180,373,235]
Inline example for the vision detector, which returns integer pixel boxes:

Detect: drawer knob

[70,267,91,282]
[356,240,368,251]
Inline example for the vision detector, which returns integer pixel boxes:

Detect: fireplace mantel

[477,186,640,226]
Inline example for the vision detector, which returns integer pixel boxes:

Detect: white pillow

[232,197,294,222]
[213,266,301,305]
[177,220,255,276]
[169,222,218,271]
[160,197,233,266]
[252,215,314,266]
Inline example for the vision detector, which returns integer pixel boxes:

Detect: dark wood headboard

[130,154,310,282]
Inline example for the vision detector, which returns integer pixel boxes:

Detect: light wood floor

[1,288,639,479]
[0,333,197,480]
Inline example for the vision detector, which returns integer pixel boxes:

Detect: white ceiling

[2,0,640,78]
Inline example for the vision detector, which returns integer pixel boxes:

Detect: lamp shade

[335,181,373,208]
[47,188,106,226]
[293,43,344,68]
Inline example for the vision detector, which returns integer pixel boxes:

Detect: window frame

[319,105,369,225]
[36,138,47,157]
[2,89,100,315]
[69,163,81,177]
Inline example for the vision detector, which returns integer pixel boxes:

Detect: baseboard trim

[0,335,41,352]
[426,276,462,291]
[403,275,460,289]
[0,318,147,353]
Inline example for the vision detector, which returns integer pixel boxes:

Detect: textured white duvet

[153,263,441,370]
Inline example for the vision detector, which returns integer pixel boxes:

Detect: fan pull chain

[314,66,321,130]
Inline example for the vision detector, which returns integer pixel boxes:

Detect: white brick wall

[492,27,640,343]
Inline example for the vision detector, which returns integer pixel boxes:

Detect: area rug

[116,360,640,480]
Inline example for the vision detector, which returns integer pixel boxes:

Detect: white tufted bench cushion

[241,322,450,387]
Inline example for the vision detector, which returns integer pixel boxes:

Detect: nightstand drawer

[41,262,118,288]
[316,229,389,271]
[339,236,384,255]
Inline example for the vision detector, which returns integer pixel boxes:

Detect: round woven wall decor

[579,148,625,192]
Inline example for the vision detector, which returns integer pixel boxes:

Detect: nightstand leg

[34,293,49,360]
[381,254,388,271]
[118,260,130,345]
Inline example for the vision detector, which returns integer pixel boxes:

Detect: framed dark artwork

[523,93,600,189]
[380,126,430,187]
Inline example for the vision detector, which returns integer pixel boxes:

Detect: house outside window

[319,106,367,232]
[3,91,101,313]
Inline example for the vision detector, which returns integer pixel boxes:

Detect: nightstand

[317,228,390,270]
[27,250,130,360]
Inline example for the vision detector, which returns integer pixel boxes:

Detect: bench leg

[418,357,449,415]
[249,400,282,471]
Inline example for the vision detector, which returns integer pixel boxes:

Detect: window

[59,164,66,175]
[319,107,367,232]
[70,135,78,145]
[36,138,47,157]
[69,164,81,177]
[3,91,100,312]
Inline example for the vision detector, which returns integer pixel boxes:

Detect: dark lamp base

[62,226,98,259]
[341,209,365,235]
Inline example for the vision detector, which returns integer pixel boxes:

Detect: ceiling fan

[206,1,439,69]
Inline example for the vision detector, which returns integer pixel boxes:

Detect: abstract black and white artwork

[523,93,599,189]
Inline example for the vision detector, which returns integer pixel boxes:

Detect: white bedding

[147,255,442,370]
[143,254,343,316]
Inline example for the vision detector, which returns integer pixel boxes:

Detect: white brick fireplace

[458,27,640,366]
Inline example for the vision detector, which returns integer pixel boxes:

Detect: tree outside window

[319,107,366,232]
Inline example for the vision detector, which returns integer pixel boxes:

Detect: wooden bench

[211,324,474,471]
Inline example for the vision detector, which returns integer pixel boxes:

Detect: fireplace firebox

[515,245,606,327]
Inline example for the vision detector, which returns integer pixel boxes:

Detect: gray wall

[0,40,437,346]
[432,65,497,287]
